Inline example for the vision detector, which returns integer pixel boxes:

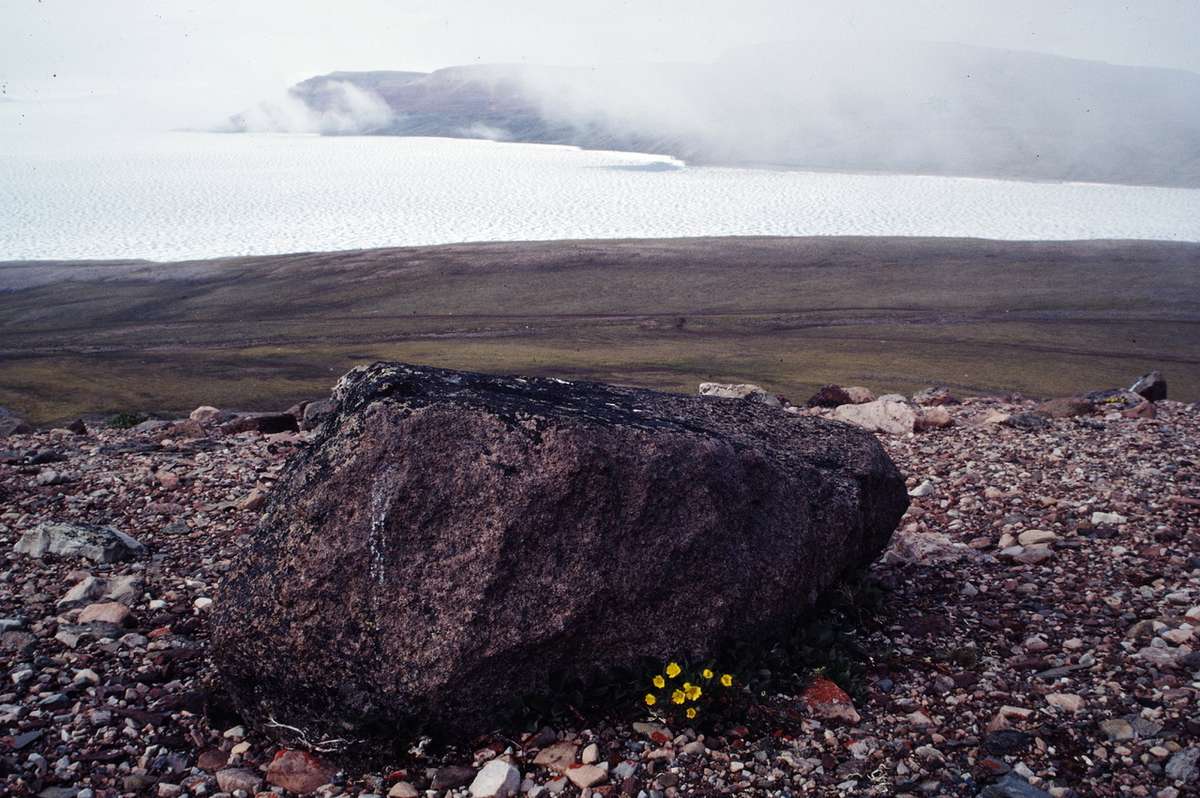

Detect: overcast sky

[3,0,1199,126]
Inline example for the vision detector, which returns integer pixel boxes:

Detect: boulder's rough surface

[14,521,146,563]
[213,363,907,741]
[697,381,782,407]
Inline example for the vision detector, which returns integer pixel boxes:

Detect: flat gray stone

[15,521,146,563]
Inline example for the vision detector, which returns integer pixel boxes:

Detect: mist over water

[2,128,1198,262]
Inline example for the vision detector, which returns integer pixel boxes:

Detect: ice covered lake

[4,129,1200,261]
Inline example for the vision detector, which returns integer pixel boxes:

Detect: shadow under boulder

[211,363,908,747]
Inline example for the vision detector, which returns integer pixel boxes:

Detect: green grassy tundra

[1,236,1197,424]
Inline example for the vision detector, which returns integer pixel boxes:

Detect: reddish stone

[1122,401,1156,419]
[78,601,131,626]
[802,677,861,724]
[266,749,335,795]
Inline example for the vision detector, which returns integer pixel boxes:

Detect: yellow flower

[701,668,714,680]
[644,693,657,706]
[686,707,697,719]
[665,662,682,679]
[671,689,686,705]
[720,673,733,687]
[685,683,702,701]
[652,675,665,689]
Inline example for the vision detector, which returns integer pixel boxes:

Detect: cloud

[225,81,394,134]
[510,40,1200,184]
[456,123,512,141]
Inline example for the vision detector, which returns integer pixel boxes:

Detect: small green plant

[641,660,736,722]
[108,412,148,429]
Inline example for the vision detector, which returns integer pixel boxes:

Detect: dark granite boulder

[211,363,908,742]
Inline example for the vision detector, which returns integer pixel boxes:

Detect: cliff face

[229,41,1200,187]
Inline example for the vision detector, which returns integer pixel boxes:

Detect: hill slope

[2,236,1198,422]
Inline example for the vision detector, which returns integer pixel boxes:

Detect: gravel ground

[2,394,1197,797]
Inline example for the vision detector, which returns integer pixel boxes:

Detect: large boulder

[212,363,907,742]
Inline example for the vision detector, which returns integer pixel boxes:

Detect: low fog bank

[225,40,1200,187]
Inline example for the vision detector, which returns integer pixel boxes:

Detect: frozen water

[2,131,1199,261]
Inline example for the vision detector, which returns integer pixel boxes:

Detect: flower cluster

[643,661,733,721]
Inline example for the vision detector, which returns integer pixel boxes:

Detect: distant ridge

[226,41,1200,188]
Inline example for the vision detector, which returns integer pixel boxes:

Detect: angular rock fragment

[301,398,336,430]
[844,386,876,404]
[698,381,782,407]
[806,384,852,408]
[470,760,522,798]
[265,749,335,794]
[1129,370,1167,402]
[1035,397,1094,418]
[1003,413,1051,432]
[219,412,299,435]
[14,521,146,563]
[912,386,960,406]
[832,396,917,435]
